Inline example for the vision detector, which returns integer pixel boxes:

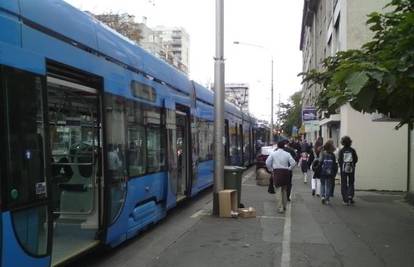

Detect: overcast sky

[64,0,304,121]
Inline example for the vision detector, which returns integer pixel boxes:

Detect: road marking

[190,209,210,218]
[280,200,292,267]
[258,215,286,220]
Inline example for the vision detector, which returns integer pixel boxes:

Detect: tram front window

[1,67,48,256]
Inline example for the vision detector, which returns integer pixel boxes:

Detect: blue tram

[0,1,261,266]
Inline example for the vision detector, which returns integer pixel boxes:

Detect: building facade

[224,83,249,113]
[93,14,189,74]
[300,0,409,191]
[153,26,190,74]
[137,19,163,57]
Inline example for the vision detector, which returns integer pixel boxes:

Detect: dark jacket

[338,147,358,172]
[311,159,322,178]
[283,146,296,160]
[319,151,338,179]
[307,149,315,168]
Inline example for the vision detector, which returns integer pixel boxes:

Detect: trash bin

[224,166,246,208]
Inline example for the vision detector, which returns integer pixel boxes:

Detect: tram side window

[2,68,48,256]
[105,94,127,222]
[207,122,214,160]
[198,120,208,161]
[147,127,164,172]
[3,69,46,207]
[198,120,214,161]
[244,126,250,156]
[126,101,146,177]
[229,122,238,158]
[105,96,127,173]
[144,106,166,173]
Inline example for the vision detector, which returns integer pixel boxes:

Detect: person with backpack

[311,158,321,197]
[338,136,358,205]
[319,140,338,205]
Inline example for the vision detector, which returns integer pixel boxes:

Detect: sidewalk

[150,167,414,267]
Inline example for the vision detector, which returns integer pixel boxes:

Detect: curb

[405,192,414,206]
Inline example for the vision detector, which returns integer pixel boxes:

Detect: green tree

[279,91,302,136]
[94,13,143,43]
[301,0,414,129]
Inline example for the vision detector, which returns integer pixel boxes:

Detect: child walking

[299,147,315,184]
[311,159,321,196]
[299,152,310,183]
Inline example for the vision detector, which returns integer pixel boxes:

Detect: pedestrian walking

[319,140,338,205]
[283,141,297,201]
[291,139,302,161]
[314,136,323,157]
[266,141,296,213]
[301,139,310,153]
[299,146,315,184]
[299,151,310,184]
[311,159,321,197]
[338,136,358,205]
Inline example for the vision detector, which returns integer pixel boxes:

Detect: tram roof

[17,0,192,94]
[193,81,214,105]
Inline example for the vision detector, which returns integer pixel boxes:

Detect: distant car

[256,145,277,183]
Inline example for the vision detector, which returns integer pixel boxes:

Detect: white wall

[340,104,408,191]
[346,0,390,49]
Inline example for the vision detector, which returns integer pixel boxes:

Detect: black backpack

[321,153,336,176]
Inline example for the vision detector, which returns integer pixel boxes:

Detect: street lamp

[232,41,274,145]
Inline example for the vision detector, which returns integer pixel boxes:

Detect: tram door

[176,110,189,201]
[46,76,102,266]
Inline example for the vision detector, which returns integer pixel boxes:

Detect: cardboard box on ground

[218,190,256,218]
[237,207,256,218]
[219,190,238,217]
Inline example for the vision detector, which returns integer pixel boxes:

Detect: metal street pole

[270,58,274,144]
[213,0,225,216]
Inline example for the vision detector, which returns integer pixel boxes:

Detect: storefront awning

[319,114,340,126]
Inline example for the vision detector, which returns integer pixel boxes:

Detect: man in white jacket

[266,141,296,213]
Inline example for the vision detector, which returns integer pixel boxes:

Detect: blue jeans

[320,177,332,200]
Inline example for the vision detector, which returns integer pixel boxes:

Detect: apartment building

[300,0,409,191]
[153,26,190,74]
[93,14,189,73]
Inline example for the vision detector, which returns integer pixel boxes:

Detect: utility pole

[270,58,274,144]
[278,92,281,136]
[213,0,225,216]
